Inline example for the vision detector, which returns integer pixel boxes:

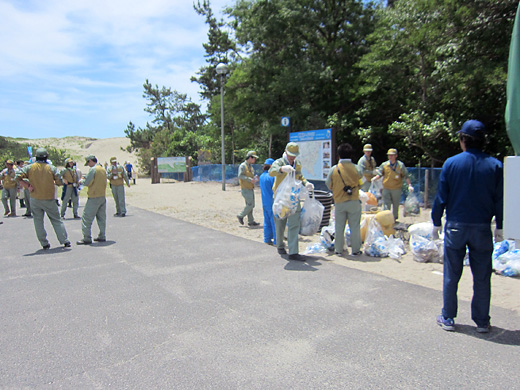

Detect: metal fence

[191,164,442,206]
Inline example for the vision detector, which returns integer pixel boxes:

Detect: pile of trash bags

[407,221,444,263]
[493,240,520,277]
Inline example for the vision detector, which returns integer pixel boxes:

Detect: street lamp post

[216,63,228,191]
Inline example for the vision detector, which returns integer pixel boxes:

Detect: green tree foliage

[225,0,377,157]
[126,0,516,169]
[0,136,68,167]
[356,0,517,165]
[125,80,212,173]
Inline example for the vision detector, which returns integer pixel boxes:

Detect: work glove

[305,182,314,191]
[281,165,295,174]
[494,229,504,242]
[432,226,441,240]
[408,185,414,193]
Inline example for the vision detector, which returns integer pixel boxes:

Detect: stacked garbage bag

[408,221,443,263]
[363,217,405,259]
[492,240,520,277]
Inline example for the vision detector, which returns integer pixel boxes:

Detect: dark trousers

[442,222,493,327]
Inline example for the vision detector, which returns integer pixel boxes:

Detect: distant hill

[15,136,138,173]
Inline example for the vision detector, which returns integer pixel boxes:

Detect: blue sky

[0,0,230,140]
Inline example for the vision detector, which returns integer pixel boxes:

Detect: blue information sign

[289,128,333,181]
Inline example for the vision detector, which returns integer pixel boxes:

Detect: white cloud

[0,0,231,139]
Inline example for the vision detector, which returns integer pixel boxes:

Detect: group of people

[2,150,134,248]
[236,119,503,334]
[236,141,415,259]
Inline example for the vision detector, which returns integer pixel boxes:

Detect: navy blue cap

[458,120,486,137]
[264,158,275,165]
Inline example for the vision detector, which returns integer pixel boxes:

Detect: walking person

[1,159,18,217]
[16,148,71,249]
[107,157,130,217]
[432,120,503,333]
[269,142,314,261]
[20,161,32,217]
[357,144,377,192]
[326,143,364,256]
[259,158,276,246]
[372,148,413,221]
[60,158,81,219]
[237,151,260,226]
[77,155,107,245]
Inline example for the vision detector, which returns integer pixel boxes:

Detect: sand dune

[16,136,138,174]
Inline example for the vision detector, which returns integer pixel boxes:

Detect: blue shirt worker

[237,151,260,226]
[259,158,276,246]
[1,160,17,217]
[357,144,377,192]
[326,143,364,256]
[107,157,130,217]
[269,142,314,261]
[373,149,413,221]
[432,120,503,334]
[77,155,108,245]
[60,158,81,219]
[125,161,135,185]
[16,148,71,249]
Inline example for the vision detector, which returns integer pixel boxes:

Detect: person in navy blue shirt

[259,158,276,246]
[432,120,503,333]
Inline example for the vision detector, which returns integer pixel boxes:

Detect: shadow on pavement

[456,324,520,346]
[23,247,73,256]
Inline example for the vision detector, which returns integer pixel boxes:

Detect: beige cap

[110,157,117,163]
[363,144,373,152]
[285,142,300,157]
[387,148,398,155]
[246,151,258,159]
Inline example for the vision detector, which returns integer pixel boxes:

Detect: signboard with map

[289,128,334,181]
[157,157,186,173]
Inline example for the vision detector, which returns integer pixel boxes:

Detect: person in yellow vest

[60,158,81,219]
[269,142,314,261]
[107,157,130,217]
[77,154,107,245]
[357,144,377,192]
[16,149,71,249]
[326,143,364,256]
[1,160,18,217]
[237,150,260,226]
[372,148,413,221]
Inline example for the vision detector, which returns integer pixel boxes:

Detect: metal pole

[220,74,226,191]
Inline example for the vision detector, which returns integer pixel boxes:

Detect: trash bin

[314,190,333,230]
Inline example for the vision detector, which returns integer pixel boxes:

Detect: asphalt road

[1,201,519,389]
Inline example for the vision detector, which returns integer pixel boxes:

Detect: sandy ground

[125,178,520,315]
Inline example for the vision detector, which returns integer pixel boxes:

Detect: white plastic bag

[403,192,420,217]
[320,225,335,251]
[410,234,442,263]
[272,172,303,219]
[300,191,325,236]
[369,178,383,201]
[408,221,434,240]
[363,218,388,257]
[387,236,406,259]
